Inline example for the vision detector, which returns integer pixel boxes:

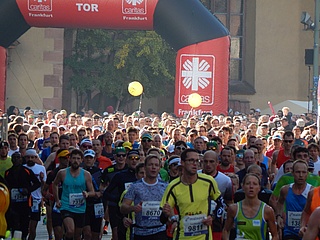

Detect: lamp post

[314,0,319,116]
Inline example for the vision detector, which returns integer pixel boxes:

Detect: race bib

[288,211,301,228]
[31,199,40,213]
[94,203,104,218]
[141,201,161,221]
[53,202,60,213]
[69,193,85,207]
[11,188,27,202]
[183,214,208,236]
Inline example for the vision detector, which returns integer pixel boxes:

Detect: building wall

[6,28,64,111]
[231,0,315,112]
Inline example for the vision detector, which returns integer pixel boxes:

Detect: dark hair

[50,132,59,138]
[181,148,198,162]
[293,147,309,160]
[211,136,222,145]
[18,133,28,141]
[70,148,84,159]
[59,134,70,142]
[283,160,294,171]
[242,173,261,186]
[283,131,294,139]
[135,162,145,174]
[174,141,187,148]
[308,143,320,152]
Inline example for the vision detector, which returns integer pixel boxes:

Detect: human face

[141,138,152,150]
[174,145,186,156]
[284,162,293,173]
[292,162,308,185]
[50,133,59,145]
[115,151,126,164]
[92,140,102,154]
[59,139,70,150]
[294,151,309,162]
[153,136,162,148]
[18,136,28,149]
[84,156,95,167]
[70,153,82,170]
[104,132,113,146]
[127,154,140,169]
[78,130,86,142]
[194,138,205,151]
[145,157,161,179]
[236,152,244,166]
[243,150,255,169]
[199,127,206,136]
[8,136,17,148]
[173,130,182,141]
[254,139,263,153]
[11,153,22,166]
[42,127,50,138]
[220,149,232,167]
[309,147,319,161]
[128,132,138,143]
[0,146,8,158]
[242,175,260,198]
[169,162,179,177]
[203,152,218,175]
[182,151,199,175]
[136,167,145,180]
[69,135,78,147]
[69,116,76,126]
[283,135,294,150]
[25,155,36,166]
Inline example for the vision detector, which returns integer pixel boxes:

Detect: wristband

[170,215,178,223]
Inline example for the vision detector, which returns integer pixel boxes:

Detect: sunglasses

[128,156,140,161]
[170,163,179,167]
[43,130,50,133]
[117,154,126,157]
[82,145,92,149]
[142,139,152,143]
[284,140,293,143]
[175,146,186,151]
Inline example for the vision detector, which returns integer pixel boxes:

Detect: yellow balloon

[128,81,143,97]
[188,93,202,108]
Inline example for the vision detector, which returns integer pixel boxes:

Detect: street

[35,216,112,240]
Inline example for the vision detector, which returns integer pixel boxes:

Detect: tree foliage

[65,29,176,111]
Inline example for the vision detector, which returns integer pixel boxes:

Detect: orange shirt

[96,156,112,170]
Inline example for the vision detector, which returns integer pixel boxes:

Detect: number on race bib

[94,203,104,218]
[141,201,161,221]
[69,193,85,207]
[11,189,27,202]
[183,214,208,237]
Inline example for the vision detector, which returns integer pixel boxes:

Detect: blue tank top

[262,156,269,170]
[284,183,311,237]
[60,167,86,213]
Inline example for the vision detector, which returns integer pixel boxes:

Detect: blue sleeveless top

[60,167,86,213]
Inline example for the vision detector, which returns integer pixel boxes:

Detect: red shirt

[96,156,112,170]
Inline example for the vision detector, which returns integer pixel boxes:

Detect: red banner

[16,0,157,30]
[174,36,230,117]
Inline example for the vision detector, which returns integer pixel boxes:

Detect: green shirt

[272,173,320,197]
[0,157,12,178]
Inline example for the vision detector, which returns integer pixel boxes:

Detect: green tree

[65,29,176,112]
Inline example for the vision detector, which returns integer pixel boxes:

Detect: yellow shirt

[0,157,12,178]
[160,173,221,240]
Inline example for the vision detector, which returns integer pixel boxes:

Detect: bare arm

[264,204,278,240]
[52,170,64,207]
[271,150,279,175]
[44,152,56,170]
[303,207,320,240]
[222,204,237,240]
[275,186,288,230]
[300,189,314,237]
[84,171,96,198]
[120,198,142,215]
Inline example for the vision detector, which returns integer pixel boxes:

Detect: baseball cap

[92,125,101,131]
[57,150,70,158]
[127,149,140,156]
[80,138,92,146]
[272,135,282,140]
[115,147,126,154]
[207,140,218,150]
[59,125,67,130]
[0,141,9,148]
[201,136,209,142]
[84,149,95,158]
[168,157,181,166]
[60,109,67,115]
[141,133,153,140]
[122,142,132,150]
[25,149,38,157]
[167,145,175,153]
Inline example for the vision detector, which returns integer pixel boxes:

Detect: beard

[71,162,80,170]
[27,160,35,166]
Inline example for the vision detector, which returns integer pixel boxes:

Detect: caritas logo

[28,0,52,11]
[122,0,146,14]
[178,54,215,105]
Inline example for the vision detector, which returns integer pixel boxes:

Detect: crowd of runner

[0,106,320,240]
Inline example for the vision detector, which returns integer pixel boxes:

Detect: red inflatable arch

[0,0,230,116]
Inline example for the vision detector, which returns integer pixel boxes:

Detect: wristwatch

[170,215,178,223]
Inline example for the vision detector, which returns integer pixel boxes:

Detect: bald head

[203,150,219,175]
